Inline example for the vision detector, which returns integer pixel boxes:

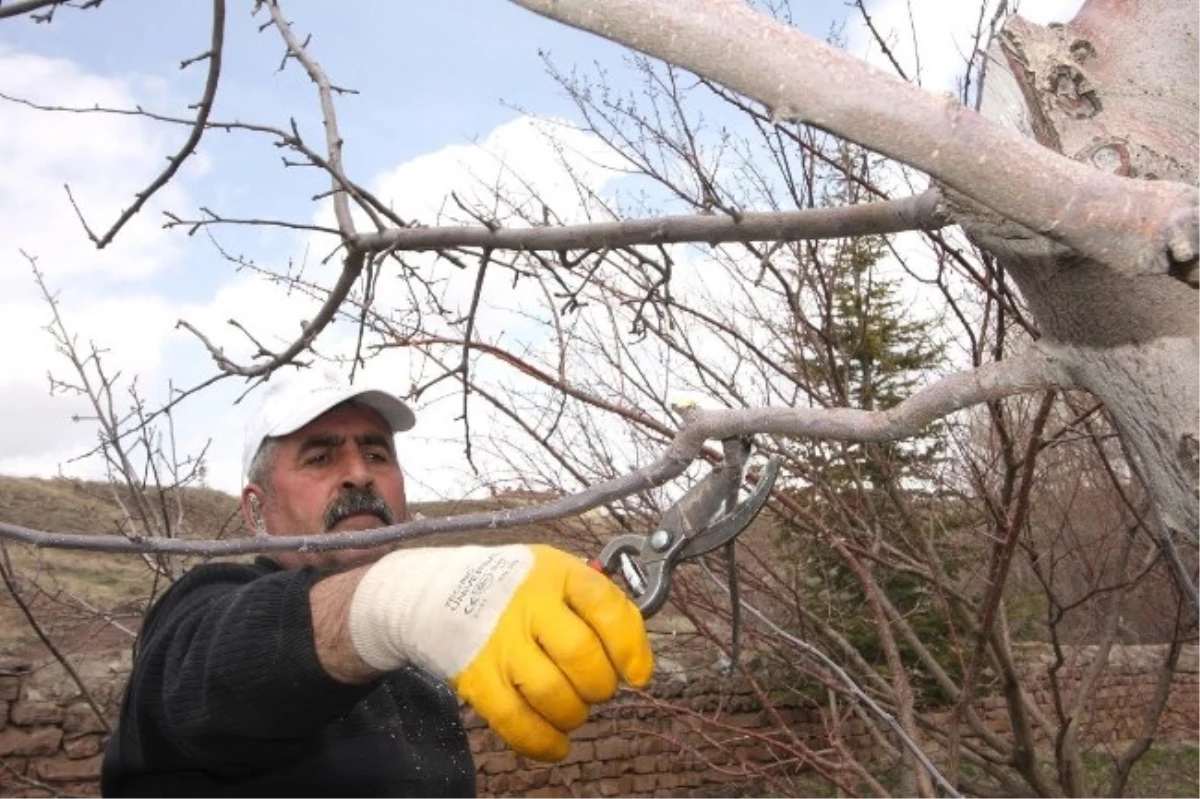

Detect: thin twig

[700,565,962,798]
[852,0,909,81]
[70,0,226,248]
[264,0,369,235]
[459,250,493,470]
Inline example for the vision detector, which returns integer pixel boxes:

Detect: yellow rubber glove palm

[348,544,653,761]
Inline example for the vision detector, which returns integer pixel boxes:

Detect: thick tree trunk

[964,0,1199,611]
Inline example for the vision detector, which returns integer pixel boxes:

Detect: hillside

[0,475,244,539]
[0,476,232,659]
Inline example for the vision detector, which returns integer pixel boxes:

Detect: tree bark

[963,0,1199,615]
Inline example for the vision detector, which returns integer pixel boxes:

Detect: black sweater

[101,557,476,797]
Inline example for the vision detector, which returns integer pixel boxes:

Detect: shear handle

[593,530,689,617]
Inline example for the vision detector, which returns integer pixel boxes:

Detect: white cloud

[371,116,621,224]
[0,49,194,485]
[0,50,188,294]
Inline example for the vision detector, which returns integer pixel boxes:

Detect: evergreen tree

[794,192,945,492]
[777,146,960,704]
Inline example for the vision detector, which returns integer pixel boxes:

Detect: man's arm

[114,562,383,778]
[309,567,381,684]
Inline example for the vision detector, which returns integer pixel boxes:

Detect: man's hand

[346,544,653,761]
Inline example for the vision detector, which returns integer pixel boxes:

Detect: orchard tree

[2,0,1191,582]
[497,0,1197,611]
[0,1,1195,797]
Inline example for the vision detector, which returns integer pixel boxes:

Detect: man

[101,367,654,797]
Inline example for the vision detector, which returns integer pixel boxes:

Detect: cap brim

[346,389,417,434]
[269,387,416,440]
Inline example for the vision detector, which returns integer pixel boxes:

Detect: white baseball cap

[241,367,416,482]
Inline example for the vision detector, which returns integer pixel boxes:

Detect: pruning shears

[590,441,781,618]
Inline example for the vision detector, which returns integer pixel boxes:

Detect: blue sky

[0,0,1082,505]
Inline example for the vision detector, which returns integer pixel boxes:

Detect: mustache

[323,487,395,531]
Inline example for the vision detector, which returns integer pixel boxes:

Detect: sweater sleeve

[129,560,376,775]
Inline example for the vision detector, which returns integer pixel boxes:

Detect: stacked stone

[0,643,1193,798]
[467,672,823,798]
[0,658,109,798]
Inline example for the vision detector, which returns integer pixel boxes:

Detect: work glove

[347,544,653,761]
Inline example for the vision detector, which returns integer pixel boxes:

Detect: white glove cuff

[347,545,533,677]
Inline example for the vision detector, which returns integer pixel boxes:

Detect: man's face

[245,402,407,570]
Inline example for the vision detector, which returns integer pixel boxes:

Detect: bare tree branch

[176,248,365,377]
[953,390,1056,761]
[355,190,947,253]
[172,189,946,382]
[171,0,390,378]
[665,348,1067,455]
[264,0,363,235]
[0,350,1067,555]
[702,569,962,797]
[852,0,911,82]
[0,85,415,232]
[68,0,226,248]
[1108,622,1187,795]
[0,0,101,22]
[509,0,1199,283]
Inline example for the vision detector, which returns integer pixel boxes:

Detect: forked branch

[177,0,371,378]
[510,0,1199,284]
[0,350,1068,555]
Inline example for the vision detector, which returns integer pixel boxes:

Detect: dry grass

[0,475,244,659]
[0,474,243,539]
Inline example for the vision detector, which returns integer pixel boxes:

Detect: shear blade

[676,456,780,561]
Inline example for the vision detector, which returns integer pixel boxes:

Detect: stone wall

[0,654,122,798]
[1,646,1196,797]
[464,675,837,798]
[943,644,1200,751]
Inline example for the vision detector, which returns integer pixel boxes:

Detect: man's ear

[241,488,266,535]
